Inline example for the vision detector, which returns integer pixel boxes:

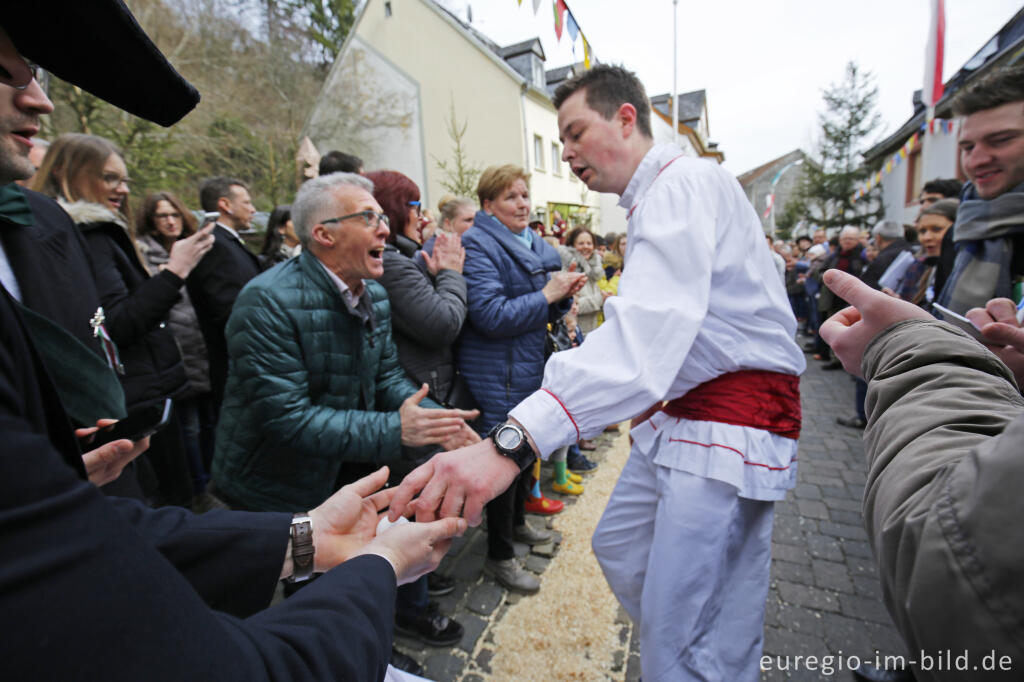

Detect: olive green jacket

[862,319,1024,679]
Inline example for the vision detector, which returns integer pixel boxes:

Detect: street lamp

[767,158,803,237]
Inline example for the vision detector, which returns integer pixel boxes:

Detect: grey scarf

[935,182,1024,314]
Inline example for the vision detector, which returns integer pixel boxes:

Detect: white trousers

[592,447,774,682]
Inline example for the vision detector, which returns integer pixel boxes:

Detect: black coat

[186,224,260,410]
[65,201,188,410]
[860,238,913,291]
[0,288,396,681]
[0,188,106,355]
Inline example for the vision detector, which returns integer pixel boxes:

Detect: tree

[793,61,884,233]
[433,97,482,198]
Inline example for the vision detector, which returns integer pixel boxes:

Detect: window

[534,135,545,172]
[551,142,561,176]
[384,1,392,17]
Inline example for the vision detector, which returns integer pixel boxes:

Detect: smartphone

[105,399,173,443]
[201,211,219,228]
[932,302,988,343]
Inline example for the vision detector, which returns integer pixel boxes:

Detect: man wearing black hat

[0,6,465,681]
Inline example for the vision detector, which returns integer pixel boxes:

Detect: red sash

[662,370,801,440]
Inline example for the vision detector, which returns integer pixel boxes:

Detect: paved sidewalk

[396,352,904,680]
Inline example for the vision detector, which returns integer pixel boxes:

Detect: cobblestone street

[395,353,905,681]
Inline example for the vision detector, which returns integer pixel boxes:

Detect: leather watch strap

[286,513,315,583]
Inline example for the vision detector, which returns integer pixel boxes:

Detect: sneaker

[395,601,464,646]
[484,558,540,594]
[514,522,552,545]
[390,647,424,675]
[566,471,583,484]
[552,478,584,495]
[427,572,455,597]
[567,453,598,473]
[524,495,564,515]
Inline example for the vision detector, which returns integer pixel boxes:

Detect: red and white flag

[923,0,946,113]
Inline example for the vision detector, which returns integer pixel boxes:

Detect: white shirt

[318,259,367,318]
[510,144,806,499]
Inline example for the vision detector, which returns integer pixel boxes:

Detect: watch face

[495,425,523,450]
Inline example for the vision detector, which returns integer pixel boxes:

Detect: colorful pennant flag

[566,11,580,43]
[553,0,567,40]
[583,36,592,68]
[533,0,542,13]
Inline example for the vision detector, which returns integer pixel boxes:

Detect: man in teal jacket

[212,172,478,513]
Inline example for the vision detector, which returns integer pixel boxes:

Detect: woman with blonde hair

[33,133,214,507]
[456,164,585,594]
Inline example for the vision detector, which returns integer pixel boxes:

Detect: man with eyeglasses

[0,3,474,681]
[211,170,479,522]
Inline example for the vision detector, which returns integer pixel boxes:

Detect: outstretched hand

[305,466,397,575]
[400,384,480,447]
[965,298,1024,387]
[387,439,521,526]
[818,269,930,378]
[355,516,467,585]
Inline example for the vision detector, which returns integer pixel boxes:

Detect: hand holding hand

[387,439,521,526]
[302,466,396,575]
[355,516,467,585]
[400,384,480,447]
[166,224,215,279]
[965,298,1024,387]
[818,269,931,378]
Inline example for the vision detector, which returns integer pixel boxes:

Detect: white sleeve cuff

[509,389,580,460]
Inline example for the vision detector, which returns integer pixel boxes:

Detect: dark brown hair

[552,64,652,139]
[137,191,198,244]
[952,64,1024,116]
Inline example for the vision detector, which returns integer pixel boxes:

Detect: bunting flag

[566,11,580,43]
[553,0,567,40]
[583,35,592,68]
[533,0,541,13]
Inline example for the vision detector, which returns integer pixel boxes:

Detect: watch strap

[286,513,315,583]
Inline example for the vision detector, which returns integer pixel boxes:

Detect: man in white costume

[389,65,805,681]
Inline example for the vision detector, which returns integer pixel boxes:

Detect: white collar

[217,222,242,242]
[618,143,684,210]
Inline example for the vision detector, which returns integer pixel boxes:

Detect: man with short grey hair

[861,220,912,291]
[212,171,478,512]
[212,172,478,670]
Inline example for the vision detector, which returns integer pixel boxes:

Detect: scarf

[936,182,1024,313]
[0,183,32,226]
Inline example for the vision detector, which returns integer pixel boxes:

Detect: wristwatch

[487,421,537,472]
[285,513,315,583]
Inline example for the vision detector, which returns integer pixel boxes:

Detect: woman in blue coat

[456,165,584,594]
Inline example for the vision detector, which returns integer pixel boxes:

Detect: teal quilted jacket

[211,250,427,511]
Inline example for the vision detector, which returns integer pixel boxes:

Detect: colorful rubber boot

[552,460,583,495]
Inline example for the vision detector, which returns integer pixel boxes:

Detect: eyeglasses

[101,173,131,189]
[11,61,40,91]
[322,210,390,229]
[153,212,181,221]
[408,200,422,216]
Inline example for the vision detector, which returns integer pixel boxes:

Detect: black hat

[6,0,199,126]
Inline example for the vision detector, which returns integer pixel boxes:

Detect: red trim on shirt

[626,154,686,219]
[541,388,580,441]
[667,438,797,471]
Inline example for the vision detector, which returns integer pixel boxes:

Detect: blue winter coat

[456,211,569,431]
